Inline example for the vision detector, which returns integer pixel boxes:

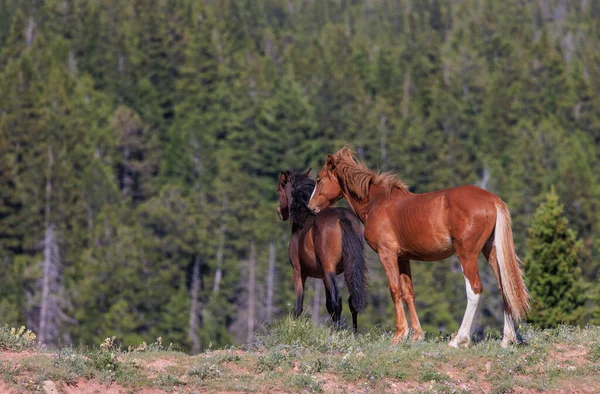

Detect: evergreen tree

[0,8,27,67]
[592,276,600,325]
[524,189,586,328]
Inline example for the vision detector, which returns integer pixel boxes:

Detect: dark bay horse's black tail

[340,217,368,314]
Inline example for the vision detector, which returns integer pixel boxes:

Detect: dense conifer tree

[524,189,587,328]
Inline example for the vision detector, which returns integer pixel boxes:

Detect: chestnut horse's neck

[340,183,406,223]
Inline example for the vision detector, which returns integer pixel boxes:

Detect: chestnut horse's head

[277,170,292,221]
[308,152,346,213]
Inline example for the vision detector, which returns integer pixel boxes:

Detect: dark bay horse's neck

[290,205,314,234]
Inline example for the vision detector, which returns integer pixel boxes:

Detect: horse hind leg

[483,239,517,347]
[449,244,483,348]
[325,284,334,319]
[323,272,342,329]
[349,295,358,334]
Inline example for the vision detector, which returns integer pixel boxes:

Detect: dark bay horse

[278,169,368,332]
[308,148,529,347]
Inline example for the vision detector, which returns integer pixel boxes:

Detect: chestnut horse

[278,169,367,332]
[308,148,529,347]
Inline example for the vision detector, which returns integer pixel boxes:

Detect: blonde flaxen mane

[333,147,409,200]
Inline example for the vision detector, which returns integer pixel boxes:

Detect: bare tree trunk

[477,167,491,191]
[213,195,227,294]
[39,227,52,345]
[312,280,322,324]
[265,240,276,322]
[39,145,56,345]
[402,72,411,118]
[379,114,387,171]
[188,255,202,354]
[26,17,35,47]
[247,241,256,343]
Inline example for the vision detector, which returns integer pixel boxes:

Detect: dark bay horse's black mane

[287,170,316,232]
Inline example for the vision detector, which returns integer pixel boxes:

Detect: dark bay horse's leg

[378,249,409,345]
[398,259,424,341]
[325,285,334,319]
[482,239,517,347]
[323,272,342,328]
[293,269,307,318]
[349,295,358,334]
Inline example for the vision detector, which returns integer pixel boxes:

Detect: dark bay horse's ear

[279,171,288,185]
[326,154,336,171]
[305,168,312,177]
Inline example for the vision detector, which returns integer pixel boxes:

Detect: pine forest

[1,0,600,353]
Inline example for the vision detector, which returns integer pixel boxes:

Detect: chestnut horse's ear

[305,168,312,176]
[340,146,352,157]
[326,154,336,171]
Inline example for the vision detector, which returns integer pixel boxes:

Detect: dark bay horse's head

[278,168,314,221]
[308,149,349,213]
[277,170,292,221]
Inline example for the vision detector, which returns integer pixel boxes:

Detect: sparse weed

[0,325,38,351]
[128,336,180,353]
[188,362,222,381]
[50,348,93,383]
[590,342,600,362]
[490,375,516,394]
[288,373,323,393]
[256,346,293,372]
[420,368,448,383]
[208,350,241,364]
[0,361,21,385]
[255,313,356,352]
[154,373,185,389]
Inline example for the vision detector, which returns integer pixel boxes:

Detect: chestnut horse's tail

[340,217,368,313]
[494,202,530,321]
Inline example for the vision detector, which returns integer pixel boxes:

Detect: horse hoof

[448,337,470,348]
[411,333,425,342]
[500,338,516,348]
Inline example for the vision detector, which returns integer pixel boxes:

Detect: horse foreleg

[379,249,409,345]
[399,259,424,341]
[293,269,307,318]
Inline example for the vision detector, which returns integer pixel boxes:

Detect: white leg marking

[449,276,480,348]
[501,311,516,348]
